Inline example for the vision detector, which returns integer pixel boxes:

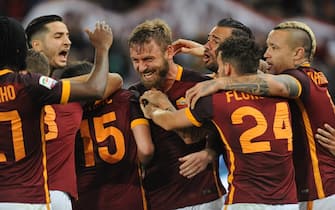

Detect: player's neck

[162,63,179,92]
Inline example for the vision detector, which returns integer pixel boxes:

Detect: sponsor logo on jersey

[176,97,188,109]
[39,76,58,89]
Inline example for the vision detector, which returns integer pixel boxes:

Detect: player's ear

[166,45,175,59]
[31,40,43,51]
[293,46,305,61]
[224,62,232,76]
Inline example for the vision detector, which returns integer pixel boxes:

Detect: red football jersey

[188,90,297,205]
[0,69,69,203]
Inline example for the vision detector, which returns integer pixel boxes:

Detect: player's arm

[186,73,302,109]
[68,21,113,102]
[67,73,123,99]
[146,105,193,131]
[131,122,154,166]
[172,39,205,57]
[315,123,335,156]
[139,90,193,130]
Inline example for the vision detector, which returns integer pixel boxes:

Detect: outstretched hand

[172,39,205,57]
[85,21,113,50]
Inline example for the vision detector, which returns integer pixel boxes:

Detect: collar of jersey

[0,69,13,76]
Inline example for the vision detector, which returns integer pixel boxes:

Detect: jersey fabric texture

[45,102,83,199]
[187,90,297,205]
[284,66,335,202]
[73,89,148,210]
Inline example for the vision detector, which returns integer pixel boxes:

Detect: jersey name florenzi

[225,90,264,103]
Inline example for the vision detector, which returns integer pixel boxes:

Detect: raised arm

[186,73,301,109]
[65,73,123,99]
[172,39,205,57]
[69,21,113,102]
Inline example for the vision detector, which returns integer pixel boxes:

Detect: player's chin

[55,61,67,68]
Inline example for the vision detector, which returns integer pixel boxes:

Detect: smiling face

[129,39,169,89]
[32,21,71,69]
[264,29,296,74]
[203,26,233,72]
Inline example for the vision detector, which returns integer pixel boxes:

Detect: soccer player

[25,15,122,210]
[128,18,225,210]
[73,69,153,209]
[141,36,298,210]
[172,18,254,78]
[0,16,112,210]
[185,21,335,209]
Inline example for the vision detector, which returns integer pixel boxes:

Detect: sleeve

[23,72,70,105]
[282,69,309,100]
[129,91,149,129]
[186,95,213,127]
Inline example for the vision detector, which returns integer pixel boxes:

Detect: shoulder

[181,68,210,82]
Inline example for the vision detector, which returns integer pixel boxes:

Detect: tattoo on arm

[220,74,300,97]
[223,76,270,96]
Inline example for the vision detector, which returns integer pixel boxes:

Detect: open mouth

[58,50,68,61]
[143,71,155,80]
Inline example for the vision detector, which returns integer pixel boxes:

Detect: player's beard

[141,59,169,90]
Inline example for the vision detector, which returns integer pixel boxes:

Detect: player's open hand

[85,21,113,50]
[316,123,335,156]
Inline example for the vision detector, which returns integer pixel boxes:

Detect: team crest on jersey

[176,97,188,109]
[39,76,57,89]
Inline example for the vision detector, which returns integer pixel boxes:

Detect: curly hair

[0,16,27,71]
[216,36,261,74]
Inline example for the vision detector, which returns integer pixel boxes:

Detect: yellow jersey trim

[175,65,183,81]
[296,99,325,198]
[0,69,13,76]
[212,120,236,205]
[60,80,71,104]
[131,118,149,129]
[185,108,202,127]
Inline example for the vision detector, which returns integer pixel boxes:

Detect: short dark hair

[0,16,27,71]
[216,36,261,74]
[217,18,254,39]
[59,61,93,79]
[25,15,63,47]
